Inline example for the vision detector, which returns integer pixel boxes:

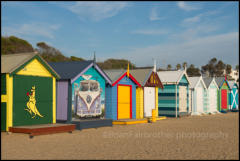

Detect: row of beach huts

[1,52,239,135]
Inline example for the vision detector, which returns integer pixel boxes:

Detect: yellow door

[118,85,131,119]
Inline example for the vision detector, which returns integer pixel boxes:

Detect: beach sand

[1,112,239,160]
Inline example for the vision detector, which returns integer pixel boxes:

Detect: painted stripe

[52,77,56,123]
[1,95,7,102]
[158,96,176,100]
[112,73,141,87]
[159,107,177,111]
[6,74,13,131]
[158,93,176,97]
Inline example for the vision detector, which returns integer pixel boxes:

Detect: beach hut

[49,59,112,130]
[1,52,60,131]
[203,77,219,114]
[104,68,141,120]
[157,70,190,117]
[130,66,163,119]
[215,77,230,112]
[228,80,238,110]
[188,76,207,115]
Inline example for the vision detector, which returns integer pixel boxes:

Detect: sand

[1,112,239,160]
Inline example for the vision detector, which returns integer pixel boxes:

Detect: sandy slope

[1,112,239,160]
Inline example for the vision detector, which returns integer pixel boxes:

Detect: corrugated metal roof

[103,69,126,83]
[130,68,152,86]
[157,70,184,84]
[203,77,213,88]
[49,61,93,80]
[1,52,37,73]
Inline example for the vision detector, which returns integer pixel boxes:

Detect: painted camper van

[74,80,102,117]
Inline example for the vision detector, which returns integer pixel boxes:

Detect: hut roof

[49,61,93,80]
[157,70,190,84]
[103,69,126,83]
[203,77,213,88]
[1,52,60,79]
[49,61,112,84]
[215,77,225,87]
[188,76,207,89]
[130,68,153,86]
[228,80,237,89]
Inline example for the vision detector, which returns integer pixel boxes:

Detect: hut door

[1,103,6,131]
[118,85,131,119]
[179,86,187,112]
[144,87,155,117]
[221,90,227,109]
[196,87,203,113]
[209,88,217,112]
[13,75,53,126]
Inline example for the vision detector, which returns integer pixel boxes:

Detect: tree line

[1,36,238,78]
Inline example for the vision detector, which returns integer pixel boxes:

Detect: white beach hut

[189,76,207,115]
[203,77,219,114]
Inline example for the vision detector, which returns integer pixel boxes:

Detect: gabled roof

[130,68,153,86]
[103,69,126,83]
[103,69,141,87]
[49,61,112,84]
[215,77,225,87]
[188,76,207,89]
[228,80,238,89]
[203,77,219,89]
[49,61,93,80]
[1,52,60,79]
[215,77,230,88]
[157,70,190,85]
[203,77,213,88]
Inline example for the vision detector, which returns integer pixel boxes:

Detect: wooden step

[8,123,76,138]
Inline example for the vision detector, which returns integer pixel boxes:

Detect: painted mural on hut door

[72,67,106,119]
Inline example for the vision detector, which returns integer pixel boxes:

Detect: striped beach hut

[203,77,219,114]
[1,53,60,131]
[130,67,163,119]
[49,60,112,122]
[228,80,238,111]
[104,69,141,120]
[215,77,230,112]
[157,70,190,117]
[188,76,207,115]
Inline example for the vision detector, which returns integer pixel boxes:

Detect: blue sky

[1,1,239,69]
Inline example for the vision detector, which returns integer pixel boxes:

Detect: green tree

[215,60,226,76]
[201,58,226,77]
[97,59,136,70]
[182,62,187,70]
[176,64,181,70]
[167,64,172,70]
[235,65,239,71]
[70,56,85,61]
[225,64,232,75]
[187,64,201,77]
[1,36,34,55]
[36,42,70,62]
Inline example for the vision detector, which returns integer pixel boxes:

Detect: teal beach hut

[157,70,190,117]
[228,80,238,111]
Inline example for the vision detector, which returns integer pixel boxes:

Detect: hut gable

[104,69,141,87]
[188,76,207,90]
[130,68,163,88]
[49,61,111,84]
[1,52,60,79]
[157,70,190,85]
